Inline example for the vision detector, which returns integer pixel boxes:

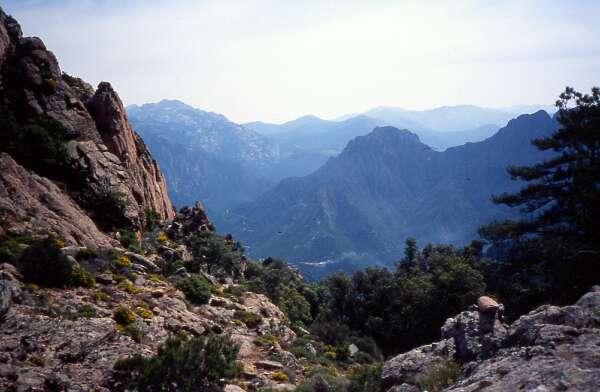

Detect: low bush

[113,333,240,391]
[416,360,461,392]
[254,335,278,347]
[75,247,98,261]
[118,229,140,252]
[347,363,382,392]
[144,208,161,230]
[78,179,130,231]
[113,306,136,326]
[271,370,289,382]
[123,324,145,343]
[77,305,97,318]
[17,236,73,287]
[176,274,213,305]
[135,306,154,320]
[71,266,95,288]
[233,310,262,329]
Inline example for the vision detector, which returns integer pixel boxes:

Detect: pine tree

[480,86,600,251]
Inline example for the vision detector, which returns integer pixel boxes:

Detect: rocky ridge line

[0,7,174,244]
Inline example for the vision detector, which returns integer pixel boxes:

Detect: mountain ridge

[220,111,558,274]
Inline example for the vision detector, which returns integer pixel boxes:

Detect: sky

[3,0,600,123]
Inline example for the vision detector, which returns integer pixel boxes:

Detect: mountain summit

[221,112,558,275]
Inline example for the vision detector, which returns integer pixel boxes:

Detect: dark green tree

[480,86,600,303]
[403,237,418,267]
[480,86,599,247]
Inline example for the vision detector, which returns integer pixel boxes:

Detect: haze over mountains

[127,99,557,276]
[221,111,558,277]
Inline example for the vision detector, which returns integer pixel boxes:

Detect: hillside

[127,100,275,212]
[0,10,315,391]
[220,112,558,274]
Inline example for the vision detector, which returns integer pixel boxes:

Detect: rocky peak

[0,7,175,232]
[88,81,140,163]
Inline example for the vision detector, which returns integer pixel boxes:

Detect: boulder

[384,286,600,392]
[254,360,284,370]
[441,306,507,362]
[381,339,455,390]
[477,296,499,313]
[224,385,245,392]
[124,252,160,273]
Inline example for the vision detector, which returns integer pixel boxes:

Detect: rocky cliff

[0,7,174,243]
[0,8,306,391]
[382,288,600,391]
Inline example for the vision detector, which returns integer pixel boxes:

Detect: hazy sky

[3,0,599,123]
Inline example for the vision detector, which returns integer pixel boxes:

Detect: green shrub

[144,208,161,230]
[17,236,73,287]
[186,231,245,278]
[0,107,71,182]
[271,370,288,382]
[78,179,129,231]
[71,266,95,288]
[123,324,145,343]
[117,229,140,252]
[254,335,278,347]
[347,363,382,392]
[416,360,461,392]
[77,305,97,318]
[164,259,185,276]
[223,284,246,298]
[113,306,136,326]
[75,247,98,261]
[0,235,32,264]
[113,334,240,391]
[295,372,348,392]
[233,310,262,329]
[176,274,213,305]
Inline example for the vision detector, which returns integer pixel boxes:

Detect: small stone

[96,274,115,285]
[210,298,227,307]
[254,360,284,370]
[0,364,17,380]
[224,385,245,392]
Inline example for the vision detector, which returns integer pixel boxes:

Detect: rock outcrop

[0,153,115,247]
[0,6,174,235]
[0,7,304,392]
[382,291,600,391]
[0,228,300,391]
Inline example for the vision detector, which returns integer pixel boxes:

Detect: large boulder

[441,305,507,362]
[381,339,456,391]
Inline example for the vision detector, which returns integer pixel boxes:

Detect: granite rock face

[0,7,174,235]
[382,289,600,392]
[0,153,115,247]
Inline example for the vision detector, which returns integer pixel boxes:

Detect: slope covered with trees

[221,112,558,276]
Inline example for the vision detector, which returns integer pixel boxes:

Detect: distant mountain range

[127,100,331,214]
[128,100,557,270]
[127,100,278,214]
[245,104,555,154]
[220,111,558,277]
